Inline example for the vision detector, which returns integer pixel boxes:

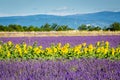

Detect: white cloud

[44,12,78,16]
[47,7,78,16]
[55,6,68,11]
[52,6,75,12]
[0,13,39,17]
[0,13,12,17]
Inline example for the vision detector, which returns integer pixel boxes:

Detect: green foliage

[88,26,101,31]
[107,22,120,31]
[0,23,73,31]
[78,24,88,30]
[41,23,51,31]
[0,22,120,31]
[78,24,101,31]
[7,24,24,31]
[0,41,120,60]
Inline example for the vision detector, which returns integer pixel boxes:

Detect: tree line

[0,22,120,31]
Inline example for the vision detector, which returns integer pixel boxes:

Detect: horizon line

[0,11,119,17]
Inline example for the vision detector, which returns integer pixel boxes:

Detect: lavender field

[0,35,120,48]
[0,59,120,80]
[0,35,120,80]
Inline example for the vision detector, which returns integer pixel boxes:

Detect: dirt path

[0,31,120,37]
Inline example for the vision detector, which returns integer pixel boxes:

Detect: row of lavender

[0,36,120,48]
[0,59,120,80]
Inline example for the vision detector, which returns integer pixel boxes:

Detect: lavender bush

[0,36,120,48]
[0,59,120,80]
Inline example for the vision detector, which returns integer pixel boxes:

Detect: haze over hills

[0,11,120,29]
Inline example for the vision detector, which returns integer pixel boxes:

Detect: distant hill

[0,11,120,29]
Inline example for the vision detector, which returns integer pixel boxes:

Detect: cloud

[0,13,11,17]
[0,13,40,17]
[44,11,78,16]
[55,6,68,11]
[47,7,78,16]
[52,6,75,12]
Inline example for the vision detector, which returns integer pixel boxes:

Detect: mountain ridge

[0,11,120,29]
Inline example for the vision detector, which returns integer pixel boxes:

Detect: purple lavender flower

[0,36,120,48]
[0,59,120,80]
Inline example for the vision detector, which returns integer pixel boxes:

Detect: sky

[0,0,120,17]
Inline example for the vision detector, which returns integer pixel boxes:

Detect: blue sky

[0,0,120,16]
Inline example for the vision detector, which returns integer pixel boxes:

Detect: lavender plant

[0,36,120,48]
[0,59,120,80]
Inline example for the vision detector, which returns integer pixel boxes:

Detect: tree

[61,25,68,31]
[109,22,120,31]
[51,23,58,31]
[27,25,35,31]
[0,25,4,31]
[56,26,63,31]
[7,24,24,31]
[23,26,28,31]
[78,24,87,30]
[41,23,52,31]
